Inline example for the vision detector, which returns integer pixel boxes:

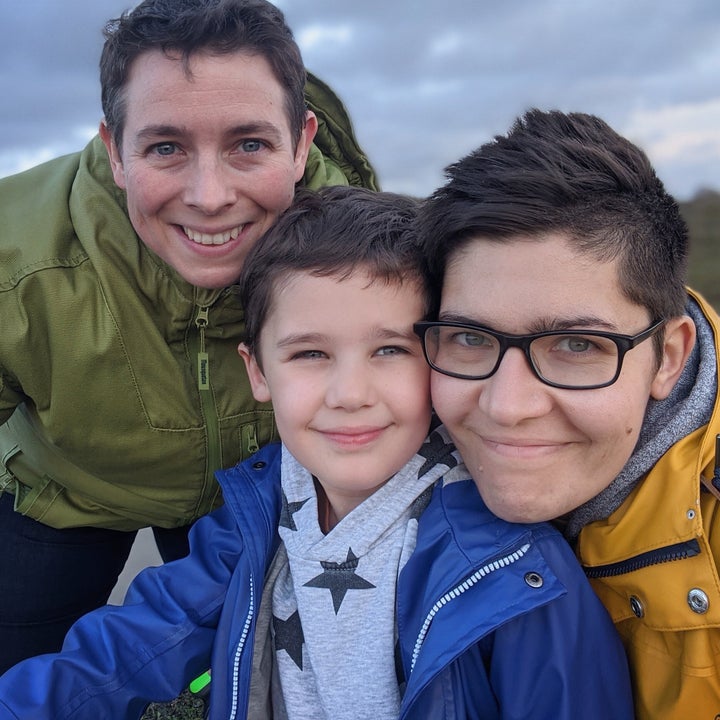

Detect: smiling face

[239,269,432,521]
[431,232,691,523]
[100,49,316,289]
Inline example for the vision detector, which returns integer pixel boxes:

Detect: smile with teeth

[183,224,244,246]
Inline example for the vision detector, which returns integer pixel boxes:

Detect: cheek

[570,391,645,464]
[251,163,299,214]
[382,364,432,418]
[407,377,433,428]
[430,373,470,424]
[267,391,302,441]
[269,373,319,422]
[123,170,166,220]
[412,364,432,400]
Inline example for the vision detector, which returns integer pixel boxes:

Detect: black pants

[0,491,191,674]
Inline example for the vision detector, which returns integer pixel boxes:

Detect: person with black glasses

[416,108,719,720]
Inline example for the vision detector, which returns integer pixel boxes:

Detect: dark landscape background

[683,189,720,309]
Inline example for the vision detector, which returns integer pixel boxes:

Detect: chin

[182,271,238,290]
[483,494,549,525]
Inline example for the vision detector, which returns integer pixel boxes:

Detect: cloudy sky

[1,0,719,200]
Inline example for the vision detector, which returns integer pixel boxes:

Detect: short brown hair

[100,0,307,149]
[421,109,689,338]
[237,186,428,362]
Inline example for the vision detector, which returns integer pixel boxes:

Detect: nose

[325,358,375,411]
[478,347,553,425]
[183,155,237,214]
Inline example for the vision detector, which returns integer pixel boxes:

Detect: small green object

[189,670,211,695]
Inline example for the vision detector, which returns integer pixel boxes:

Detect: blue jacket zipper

[410,542,531,672]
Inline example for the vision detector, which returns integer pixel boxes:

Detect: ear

[238,343,272,403]
[292,110,319,183]
[650,316,696,400]
[99,120,127,190]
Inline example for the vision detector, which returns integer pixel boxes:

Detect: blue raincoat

[0,443,632,719]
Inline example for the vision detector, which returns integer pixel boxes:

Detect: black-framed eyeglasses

[413,318,665,390]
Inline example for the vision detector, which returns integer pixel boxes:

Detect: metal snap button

[687,588,709,614]
[524,572,543,588]
[629,595,644,618]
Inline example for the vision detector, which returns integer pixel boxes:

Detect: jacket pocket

[1,425,64,521]
[0,446,62,522]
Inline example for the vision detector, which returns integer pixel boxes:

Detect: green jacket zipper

[193,305,221,510]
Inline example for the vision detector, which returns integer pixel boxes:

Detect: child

[0,186,632,719]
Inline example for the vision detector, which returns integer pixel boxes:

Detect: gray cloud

[2,0,719,198]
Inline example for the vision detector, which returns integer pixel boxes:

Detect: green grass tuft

[140,690,206,720]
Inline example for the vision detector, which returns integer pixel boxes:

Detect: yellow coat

[577,290,720,719]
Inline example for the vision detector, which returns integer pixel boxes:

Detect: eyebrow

[275,326,420,348]
[275,332,327,348]
[133,121,285,144]
[373,327,420,342]
[438,312,619,334]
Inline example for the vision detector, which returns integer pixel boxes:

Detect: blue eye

[240,139,265,153]
[291,350,325,360]
[153,142,177,156]
[376,346,408,357]
[451,331,493,348]
[559,337,592,353]
[552,335,614,355]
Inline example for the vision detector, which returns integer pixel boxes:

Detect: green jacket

[0,75,378,531]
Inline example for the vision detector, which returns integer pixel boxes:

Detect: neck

[313,477,339,534]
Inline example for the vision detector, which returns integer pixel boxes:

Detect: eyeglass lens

[425,326,621,388]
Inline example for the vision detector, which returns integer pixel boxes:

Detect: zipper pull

[195,306,210,391]
[242,424,260,456]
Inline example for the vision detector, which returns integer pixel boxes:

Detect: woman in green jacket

[0,0,377,673]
